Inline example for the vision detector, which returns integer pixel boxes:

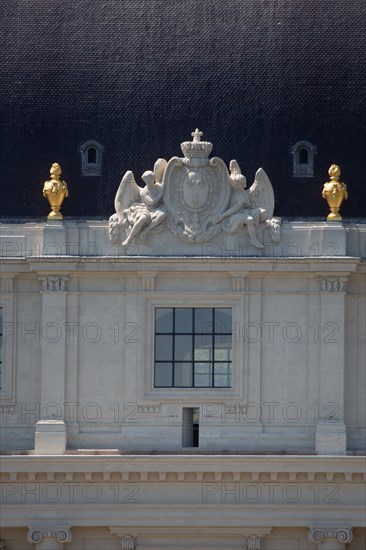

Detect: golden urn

[322,164,348,221]
[43,163,69,220]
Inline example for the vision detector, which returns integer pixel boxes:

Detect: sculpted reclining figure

[216,160,268,249]
[109,159,167,246]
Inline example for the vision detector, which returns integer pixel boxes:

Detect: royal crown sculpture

[109,129,281,247]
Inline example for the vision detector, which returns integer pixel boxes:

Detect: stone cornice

[0,455,364,483]
[1,258,362,277]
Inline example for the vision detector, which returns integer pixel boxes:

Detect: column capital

[109,530,136,549]
[309,527,353,545]
[247,534,261,550]
[39,275,69,292]
[27,527,72,545]
[244,529,272,550]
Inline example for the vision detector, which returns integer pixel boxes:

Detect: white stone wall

[0,220,365,548]
[0,221,365,453]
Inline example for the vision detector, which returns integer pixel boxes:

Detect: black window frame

[154,307,232,388]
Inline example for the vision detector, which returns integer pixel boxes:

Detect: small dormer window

[80,141,103,176]
[291,141,317,177]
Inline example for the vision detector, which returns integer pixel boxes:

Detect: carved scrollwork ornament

[27,527,72,545]
[308,527,353,545]
[56,529,71,543]
[28,529,43,543]
[336,529,353,544]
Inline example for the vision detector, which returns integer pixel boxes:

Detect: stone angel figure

[214,160,276,248]
[109,159,167,246]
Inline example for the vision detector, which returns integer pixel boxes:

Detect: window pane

[155,335,173,360]
[174,362,192,387]
[156,308,173,333]
[194,334,213,361]
[195,308,213,333]
[175,335,192,361]
[214,362,230,374]
[175,308,193,333]
[215,309,232,333]
[194,362,211,374]
[155,363,173,386]
[299,148,309,164]
[214,334,232,360]
[87,147,97,164]
[214,374,230,387]
[194,374,211,387]
[214,363,231,387]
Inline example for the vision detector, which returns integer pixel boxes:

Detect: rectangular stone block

[34,420,66,455]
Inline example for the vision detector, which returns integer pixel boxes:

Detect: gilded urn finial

[43,163,69,220]
[322,164,348,221]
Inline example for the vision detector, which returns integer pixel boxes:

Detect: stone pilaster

[309,527,353,550]
[315,275,348,454]
[27,527,71,550]
[35,275,69,454]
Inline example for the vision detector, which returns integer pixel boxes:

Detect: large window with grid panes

[154,307,232,388]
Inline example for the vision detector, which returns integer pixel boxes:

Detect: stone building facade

[0,131,365,548]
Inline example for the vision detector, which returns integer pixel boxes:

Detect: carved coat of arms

[109,129,280,247]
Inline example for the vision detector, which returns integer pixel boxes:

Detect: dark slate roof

[0,0,365,218]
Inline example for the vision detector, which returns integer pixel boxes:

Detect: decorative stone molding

[0,404,17,414]
[2,463,365,484]
[228,272,247,292]
[121,534,136,550]
[110,530,136,549]
[246,534,261,550]
[138,271,158,292]
[39,275,69,292]
[243,530,271,549]
[27,527,72,544]
[0,278,14,293]
[137,403,161,413]
[265,217,281,244]
[309,528,353,545]
[318,276,347,292]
